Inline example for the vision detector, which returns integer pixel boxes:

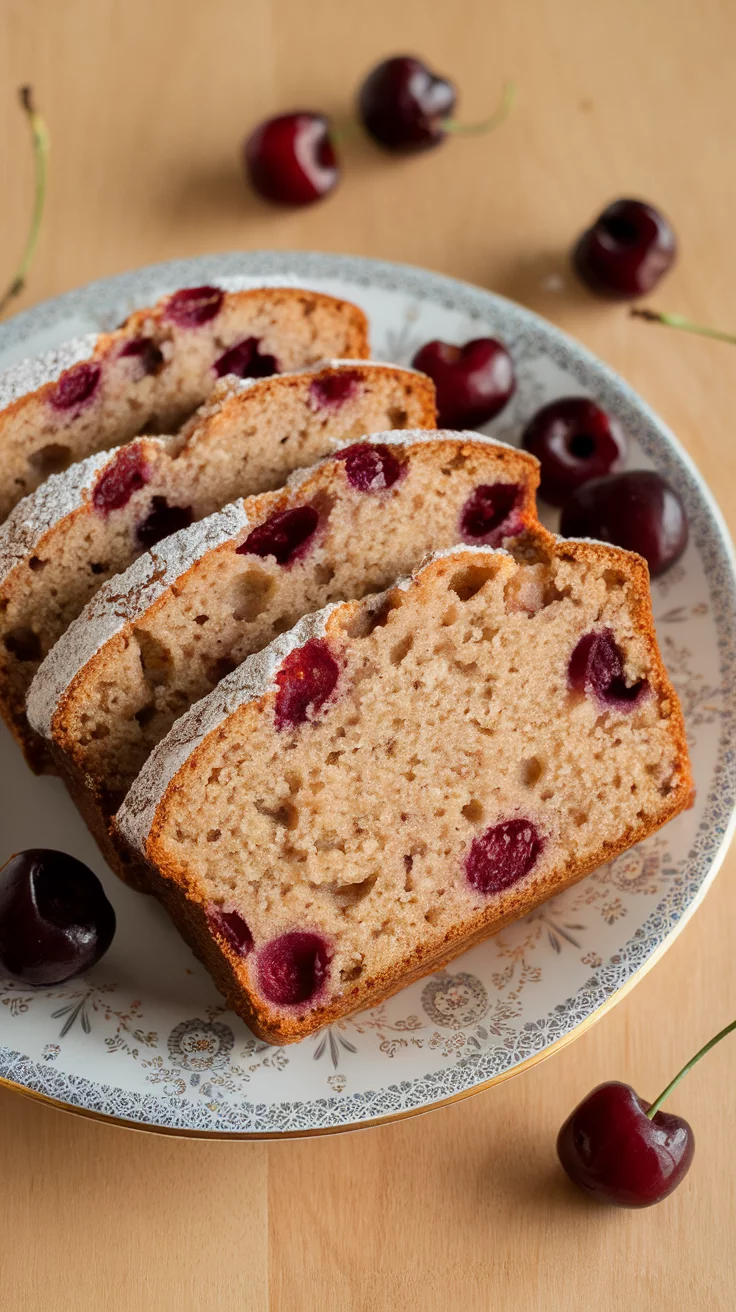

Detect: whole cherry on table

[573,198,677,299]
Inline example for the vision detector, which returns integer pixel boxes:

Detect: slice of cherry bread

[0,285,369,521]
[0,362,434,770]
[27,433,540,881]
[114,536,692,1044]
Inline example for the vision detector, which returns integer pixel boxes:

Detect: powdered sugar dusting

[0,335,100,411]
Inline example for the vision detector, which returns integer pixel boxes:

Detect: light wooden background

[2,0,736,1307]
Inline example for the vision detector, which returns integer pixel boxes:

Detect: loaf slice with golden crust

[0,361,434,769]
[0,284,369,520]
[114,534,692,1044]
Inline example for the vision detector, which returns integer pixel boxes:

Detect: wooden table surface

[2,0,736,1307]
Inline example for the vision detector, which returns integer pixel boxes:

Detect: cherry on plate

[412,338,515,428]
[521,397,628,506]
[358,55,456,152]
[0,849,116,985]
[560,469,688,577]
[244,112,339,206]
[573,199,677,299]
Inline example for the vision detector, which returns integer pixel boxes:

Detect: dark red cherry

[92,446,151,515]
[257,930,330,1006]
[412,338,515,427]
[560,470,688,578]
[136,497,193,548]
[557,1081,694,1207]
[238,505,319,566]
[465,819,543,896]
[335,442,402,492]
[214,338,278,380]
[521,397,628,506]
[207,905,253,957]
[573,199,677,299]
[119,336,165,376]
[309,371,361,409]
[358,55,456,152]
[244,112,339,206]
[568,629,648,710]
[164,286,224,328]
[274,639,339,730]
[0,849,116,985]
[460,482,522,544]
[49,362,101,412]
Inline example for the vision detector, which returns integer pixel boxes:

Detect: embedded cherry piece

[49,362,101,412]
[309,371,361,409]
[120,336,165,376]
[214,338,278,380]
[207,906,254,957]
[335,442,402,492]
[557,1081,694,1207]
[412,338,515,427]
[274,639,339,730]
[136,497,193,548]
[358,55,457,152]
[238,505,319,566]
[244,112,339,206]
[560,470,688,578]
[0,849,116,985]
[460,482,522,544]
[257,930,330,1006]
[521,397,628,506]
[465,819,543,896]
[573,199,677,299]
[568,629,648,710]
[164,285,224,328]
[92,446,151,515]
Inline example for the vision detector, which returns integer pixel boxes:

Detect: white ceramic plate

[0,252,734,1138]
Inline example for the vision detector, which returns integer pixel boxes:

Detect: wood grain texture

[1,0,736,1307]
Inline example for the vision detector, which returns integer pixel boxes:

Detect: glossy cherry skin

[521,397,628,506]
[0,849,116,985]
[560,470,688,578]
[358,55,457,152]
[244,112,339,206]
[573,199,677,299]
[557,1081,694,1207]
[412,338,515,428]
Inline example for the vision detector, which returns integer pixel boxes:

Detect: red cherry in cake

[244,113,339,206]
[335,442,402,492]
[557,1081,694,1207]
[560,470,688,578]
[568,629,648,710]
[274,639,339,730]
[412,339,515,427]
[0,849,116,985]
[214,338,278,380]
[521,397,628,506]
[358,56,457,152]
[573,199,677,299]
[465,819,543,896]
[120,336,165,376]
[238,505,319,566]
[136,497,194,548]
[92,446,151,515]
[309,371,361,410]
[164,286,224,328]
[207,905,253,957]
[460,482,522,545]
[49,362,101,412]
[257,930,330,1006]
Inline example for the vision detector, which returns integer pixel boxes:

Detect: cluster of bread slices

[0,283,692,1044]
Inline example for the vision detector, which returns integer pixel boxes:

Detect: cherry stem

[646,1018,736,1119]
[443,80,516,137]
[631,308,736,348]
[0,87,50,319]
